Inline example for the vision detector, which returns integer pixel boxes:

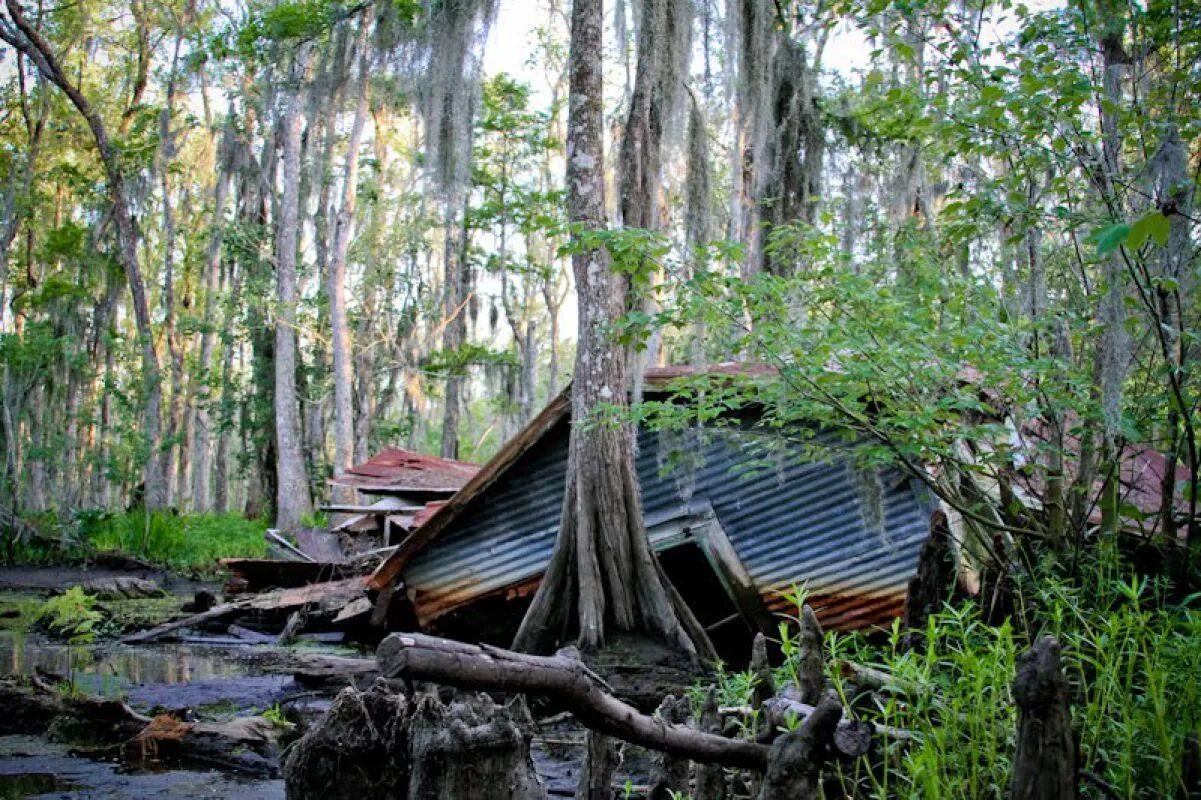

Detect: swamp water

[0,632,297,798]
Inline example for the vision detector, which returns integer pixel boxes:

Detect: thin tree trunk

[329,11,373,485]
[273,50,315,529]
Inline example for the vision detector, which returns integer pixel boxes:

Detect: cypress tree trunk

[513,0,698,657]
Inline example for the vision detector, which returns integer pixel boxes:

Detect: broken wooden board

[123,577,367,643]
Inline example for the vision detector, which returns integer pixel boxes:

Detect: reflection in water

[0,632,254,698]
[0,771,78,796]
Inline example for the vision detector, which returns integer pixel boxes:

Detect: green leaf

[1128,211,1171,250]
[1094,223,1130,255]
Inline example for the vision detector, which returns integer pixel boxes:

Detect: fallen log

[377,633,771,771]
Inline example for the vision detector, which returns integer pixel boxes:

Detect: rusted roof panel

[331,447,479,495]
[1015,417,1193,537]
[401,420,935,632]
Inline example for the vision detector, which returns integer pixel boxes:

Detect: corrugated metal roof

[400,418,935,632]
[331,447,479,495]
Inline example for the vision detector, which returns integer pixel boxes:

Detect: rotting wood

[266,529,317,562]
[277,610,303,645]
[750,632,775,710]
[723,697,908,749]
[1011,636,1077,800]
[377,632,771,770]
[283,680,544,800]
[793,606,825,705]
[1,677,281,775]
[832,659,922,696]
[902,510,959,635]
[647,694,690,799]
[756,692,842,800]
[123,577,366,643]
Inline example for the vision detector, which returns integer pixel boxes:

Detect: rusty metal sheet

[331,447,479,495]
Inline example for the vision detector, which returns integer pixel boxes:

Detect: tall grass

[80,511,268,571]
[771,540,1201,798]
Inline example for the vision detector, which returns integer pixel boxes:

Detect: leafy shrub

[37,586,103,643]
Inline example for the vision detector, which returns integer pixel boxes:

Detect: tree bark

[328,11,373,486]
[692,687,725,800]
[440,193,470,461]
[576,730,620,800]
[512,0,701,659]
[273,50,316,530]
[647,694,690,799]
[192,123,235,512]
[755,692,842,800]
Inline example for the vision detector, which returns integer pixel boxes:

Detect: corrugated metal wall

[403,419,936,630]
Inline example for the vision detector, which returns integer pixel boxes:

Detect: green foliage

[79,512,268,572]
[1092,210,1173,255]
[260,703,296,729]
[37,587,103,644]
[300,510,329,529]
[765,543,1201,798]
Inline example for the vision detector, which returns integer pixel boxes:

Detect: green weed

[80,511,268,572]
[753,539,1201,798]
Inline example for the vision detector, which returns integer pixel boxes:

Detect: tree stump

[794,605,825,705]
[282,679,545,800]
[902,511,960,650]
[648,694,691,799]
[750,633,775,710]
[692,688,727,800]
[576,729,620,800]
[756,692,842,800]
[407,693,545,800]
[282,680,410,800]
[1011,636,1077,800]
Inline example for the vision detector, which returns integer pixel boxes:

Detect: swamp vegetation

[0,0,1200,795]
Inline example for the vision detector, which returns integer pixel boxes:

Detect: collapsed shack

[368,365,942,664]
